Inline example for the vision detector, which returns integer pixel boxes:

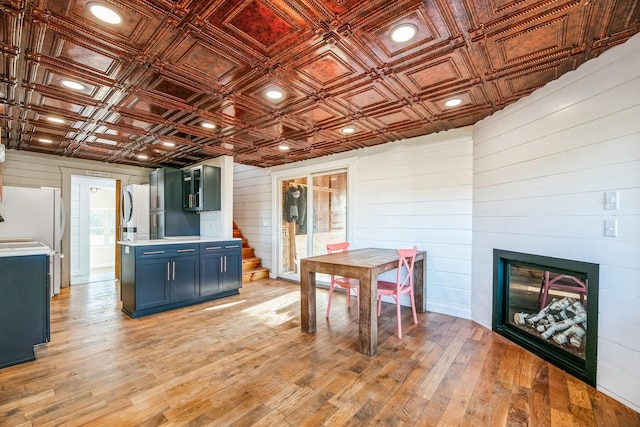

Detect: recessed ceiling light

[444,98,463,107]
[60,79,85,90]
[47,117,65,124]
[341,126,356,134]
[201,122,216,129]
[278,144,289,151]
[137,154,148,160]
[266,89,284,100]
[390,24,417,43]
[162,142,175,147]
[88,3,123,25]
[39,138,53,143]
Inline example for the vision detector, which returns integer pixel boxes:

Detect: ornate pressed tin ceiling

[1,0,639,168]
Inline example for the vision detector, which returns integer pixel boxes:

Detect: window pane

[90,210,105,246]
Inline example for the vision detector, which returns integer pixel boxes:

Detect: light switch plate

[604,219,618,237]
[604,191,619,210]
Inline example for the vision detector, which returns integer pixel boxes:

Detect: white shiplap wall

[472,33,640,411]
[354,130,473,318]
[2,149,152,287]
[233,127,474,319]
[233,163,273,270]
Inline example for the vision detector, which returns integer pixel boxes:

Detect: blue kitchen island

[0,241,51,369]
[119,237,242,318]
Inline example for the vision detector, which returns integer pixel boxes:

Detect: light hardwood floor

[1,278,638,426]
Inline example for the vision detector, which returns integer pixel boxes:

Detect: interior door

[278,170,348,282]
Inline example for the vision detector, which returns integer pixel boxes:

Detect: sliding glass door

[278,170,348,282]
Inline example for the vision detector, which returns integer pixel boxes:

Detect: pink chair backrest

[395,246,418,291]
[327,242,350,254]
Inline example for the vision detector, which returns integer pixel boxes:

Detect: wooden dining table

[300,247,427,356]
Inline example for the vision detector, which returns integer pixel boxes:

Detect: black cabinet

[0,254,50,369]
[183,165,221,212]
[120,240,240,318]
[150,168,199,238]
[199,241,242,296]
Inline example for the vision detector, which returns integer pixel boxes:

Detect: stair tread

[234,222,267,283]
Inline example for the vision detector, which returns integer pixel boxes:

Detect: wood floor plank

[0,278,638,426]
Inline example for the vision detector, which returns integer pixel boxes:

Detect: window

[90,208,116,246]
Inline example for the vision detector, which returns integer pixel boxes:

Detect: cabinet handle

[176,249,195,252]
[205,246,222,251]
[167,262,170,281]
[220,256,224,273]
[225,245,240,249]
[172,262,175,281]
[143,250,165,255]
[224,255,227,272]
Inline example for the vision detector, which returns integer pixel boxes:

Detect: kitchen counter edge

[117,237,241,247]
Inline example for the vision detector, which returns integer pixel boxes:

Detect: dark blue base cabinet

[0,255,50,369]
[120,241,242,318]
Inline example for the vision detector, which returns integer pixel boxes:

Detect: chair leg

[540,271,550,309]
[346,288,351,308]
[409,288,418,324]
[326,284,334,318]
[377,296,382,317]
[355,288,359,319]
[395,296,402,339]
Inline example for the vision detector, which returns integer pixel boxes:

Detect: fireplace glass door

[507,263,588,360]
[493,250,599,386]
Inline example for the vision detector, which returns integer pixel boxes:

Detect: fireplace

[493,249,599,386]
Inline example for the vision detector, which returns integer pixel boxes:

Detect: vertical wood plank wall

[471,33,640,411]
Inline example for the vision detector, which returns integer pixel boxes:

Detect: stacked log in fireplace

[513,297,587,356]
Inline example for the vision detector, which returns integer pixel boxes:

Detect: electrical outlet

[604,191,619,210]
[604,219,617,237]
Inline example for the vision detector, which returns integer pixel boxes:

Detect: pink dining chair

[539,271,587,309]
[325,242,360,318]
[377,246,418,338]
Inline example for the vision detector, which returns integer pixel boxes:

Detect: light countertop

[117,236,241,247]
[0,241,53,257]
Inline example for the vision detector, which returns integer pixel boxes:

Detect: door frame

[270,157,357,281]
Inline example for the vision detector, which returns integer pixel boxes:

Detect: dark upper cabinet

[183,165,221,212]
[150,167,200,238]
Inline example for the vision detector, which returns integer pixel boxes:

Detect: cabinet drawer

[136,244,199,259]
[200,241,241,253]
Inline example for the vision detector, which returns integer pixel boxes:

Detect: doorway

[279,170,348,282]
[70,176,117,284]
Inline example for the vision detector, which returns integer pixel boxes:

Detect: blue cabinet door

[200,253,222,296]
[221,249,241,291]
[171,255,199,302]
[136,258,171,310]
[0,255,49,369]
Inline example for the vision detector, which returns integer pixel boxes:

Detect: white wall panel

[232,164,273,270]
[472,33,640,411]
[3,149,152,287]
[352,129,473,319]
[233,128,474,319]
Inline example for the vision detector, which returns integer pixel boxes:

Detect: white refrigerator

[0,186,65,295]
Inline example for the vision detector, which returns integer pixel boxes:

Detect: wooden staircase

[234,223,270,283]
